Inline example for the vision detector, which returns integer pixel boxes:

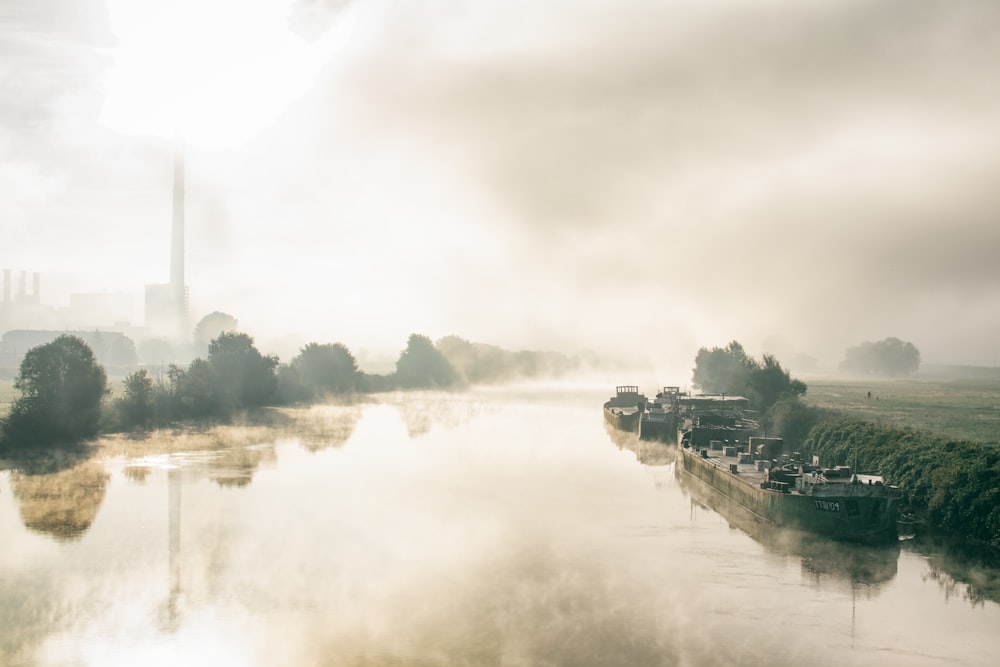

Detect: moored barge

[679,417,900,544]
[603,385,646,433]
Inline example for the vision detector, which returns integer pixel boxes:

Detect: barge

[678,412,900,544]
[603,385,646,433]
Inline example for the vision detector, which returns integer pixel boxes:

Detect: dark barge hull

[603,404,640,433]
[679,445,899,544]
[638,417,677,442]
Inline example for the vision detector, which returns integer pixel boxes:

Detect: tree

[193,311,239,356]
[691,341,756,395]
[287,342,359,398]
[840,337,921,376]
[691,342,807,414]
[207,332,278,409]
[394,334,458,389]
[746,354,807,412]
[169,359,221,418]
[117,369,155,428]
[1,335,108,446]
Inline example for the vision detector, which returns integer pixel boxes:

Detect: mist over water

[1,384,998,666]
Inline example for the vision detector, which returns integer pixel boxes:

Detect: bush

[1,335,108,447]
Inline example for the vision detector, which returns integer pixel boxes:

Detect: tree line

[0,332,579,449]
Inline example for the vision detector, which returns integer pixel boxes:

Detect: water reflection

[604,422,677,466]
[5,451,109,541]
[1,387,998,667]
[673,445,900,592]
[906,536,1000,607]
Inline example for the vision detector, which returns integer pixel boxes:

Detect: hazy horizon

[3,0,999,370]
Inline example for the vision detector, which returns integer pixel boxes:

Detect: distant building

[0,329,138,372]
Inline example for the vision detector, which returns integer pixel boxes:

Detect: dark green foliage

[436,335,577,384]
[802,418,1000,549]
[116,369,155,428]
[1,335,108,446]
[169,359,221,418]
[282,342,359,401]
[207,332,278,409]
[394,334,458,389]
[746,354,807,412]
[692,342,806,415]
[840,337,921,376]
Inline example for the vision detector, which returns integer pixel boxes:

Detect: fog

[3,0,999,368]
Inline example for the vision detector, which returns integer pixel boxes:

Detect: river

[1,383,998,666]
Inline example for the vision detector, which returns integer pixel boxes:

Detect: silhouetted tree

[394,334,458,389]
[207,332,278,409]
[746,354,807,411]
[116,369,155,428]
[1,335,108,447]
[169,359,221,418]
[840,337,921,376]
[691,341,756,395]
[281,342,359,401]
[692,342,807,414]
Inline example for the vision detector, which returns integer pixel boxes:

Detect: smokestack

[32,272,40,303]
[171,134,187,335]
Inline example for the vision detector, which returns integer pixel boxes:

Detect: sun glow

[100,0,362,147]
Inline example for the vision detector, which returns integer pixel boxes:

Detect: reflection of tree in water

[382,391,495,439]
[911,538,1000,607]
[209,445,277,488]
[123,465,151,483]
[285,405,362,452]
[9,459,109,541]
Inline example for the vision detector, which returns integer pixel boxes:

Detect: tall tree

[288,342,359,398]
[691,341,757,395]
[117,369,155,427]
[207,332,278,409]
[746,354,807,411]
[394,334,458,389]
[1,335,108,446]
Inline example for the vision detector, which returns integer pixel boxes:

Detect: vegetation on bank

[0,332,579,450]
[692,340,1000,549]
[802,419,1000,550]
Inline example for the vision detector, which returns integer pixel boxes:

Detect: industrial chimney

[170,134,188,336]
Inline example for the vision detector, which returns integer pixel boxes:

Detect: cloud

[3,0,999,366]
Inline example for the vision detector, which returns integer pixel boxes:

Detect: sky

[2,0,999,370]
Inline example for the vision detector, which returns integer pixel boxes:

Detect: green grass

[804,374,1000,444]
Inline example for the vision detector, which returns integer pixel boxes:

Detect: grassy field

[804,373,1000,444]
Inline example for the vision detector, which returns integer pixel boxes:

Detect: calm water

[1,383,998,667]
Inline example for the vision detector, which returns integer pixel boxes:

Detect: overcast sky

[3,0,999,370]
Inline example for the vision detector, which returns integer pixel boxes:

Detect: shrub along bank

[801,418,1000,550]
